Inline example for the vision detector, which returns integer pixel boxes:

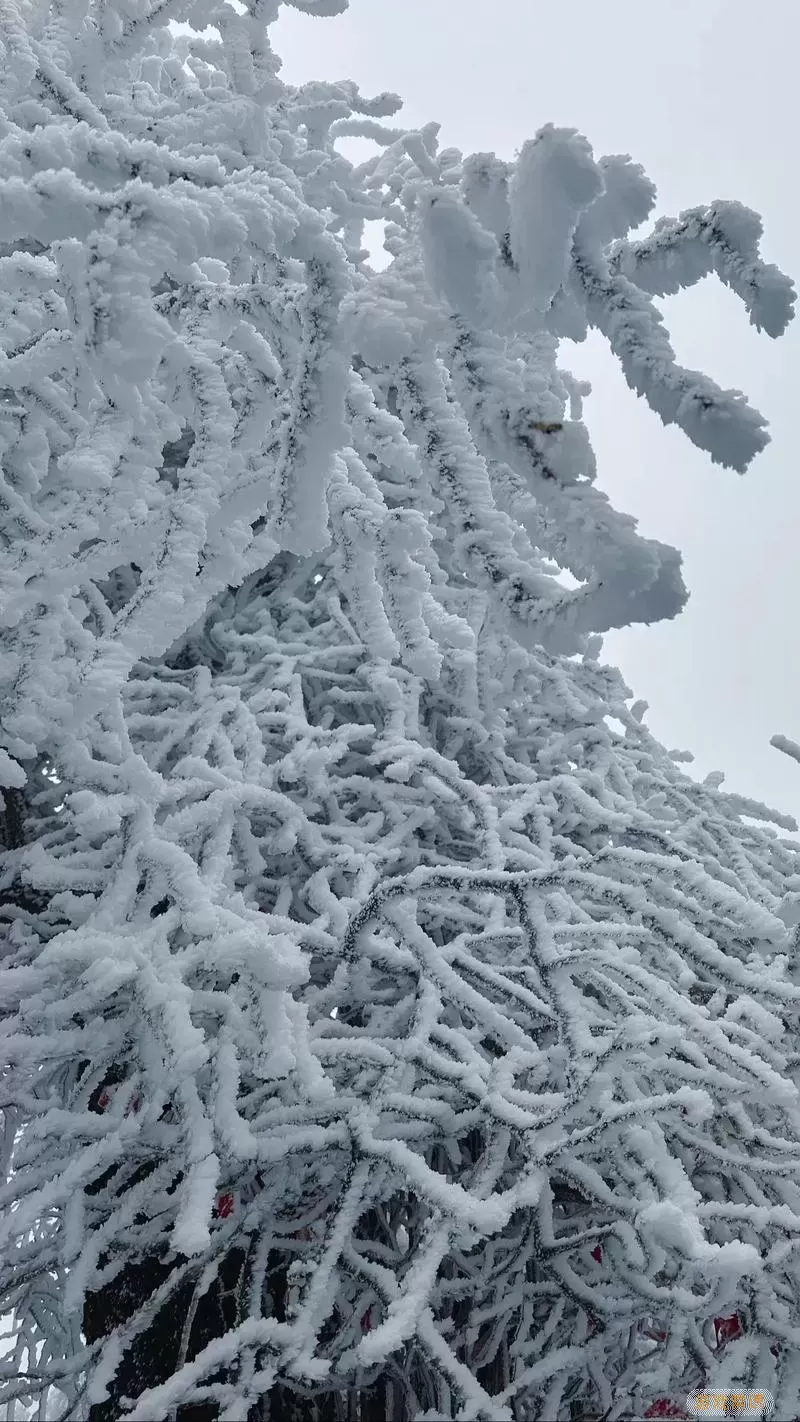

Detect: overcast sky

[269,0,800,825]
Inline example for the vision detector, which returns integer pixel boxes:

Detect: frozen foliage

[0,0,798,1418]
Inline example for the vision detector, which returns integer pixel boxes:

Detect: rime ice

[0,1,798,1420]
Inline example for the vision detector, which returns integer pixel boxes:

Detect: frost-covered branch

[1,2,798,1420]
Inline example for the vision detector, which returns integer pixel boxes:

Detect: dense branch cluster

[1,1,798,1418]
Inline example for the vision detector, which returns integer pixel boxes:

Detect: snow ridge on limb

[611,200,795,338]
[508,125,603,314]
[282,0,349,13]
[572,243,772,471]
[771,734,800,767]
[411,121,793,470]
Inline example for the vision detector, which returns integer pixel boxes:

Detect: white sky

[270,0,800,825]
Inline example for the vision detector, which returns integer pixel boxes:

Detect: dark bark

[82,1246,407,1422]
[84,1246,249,1422]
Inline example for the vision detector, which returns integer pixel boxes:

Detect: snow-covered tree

[1,1,799,1418]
